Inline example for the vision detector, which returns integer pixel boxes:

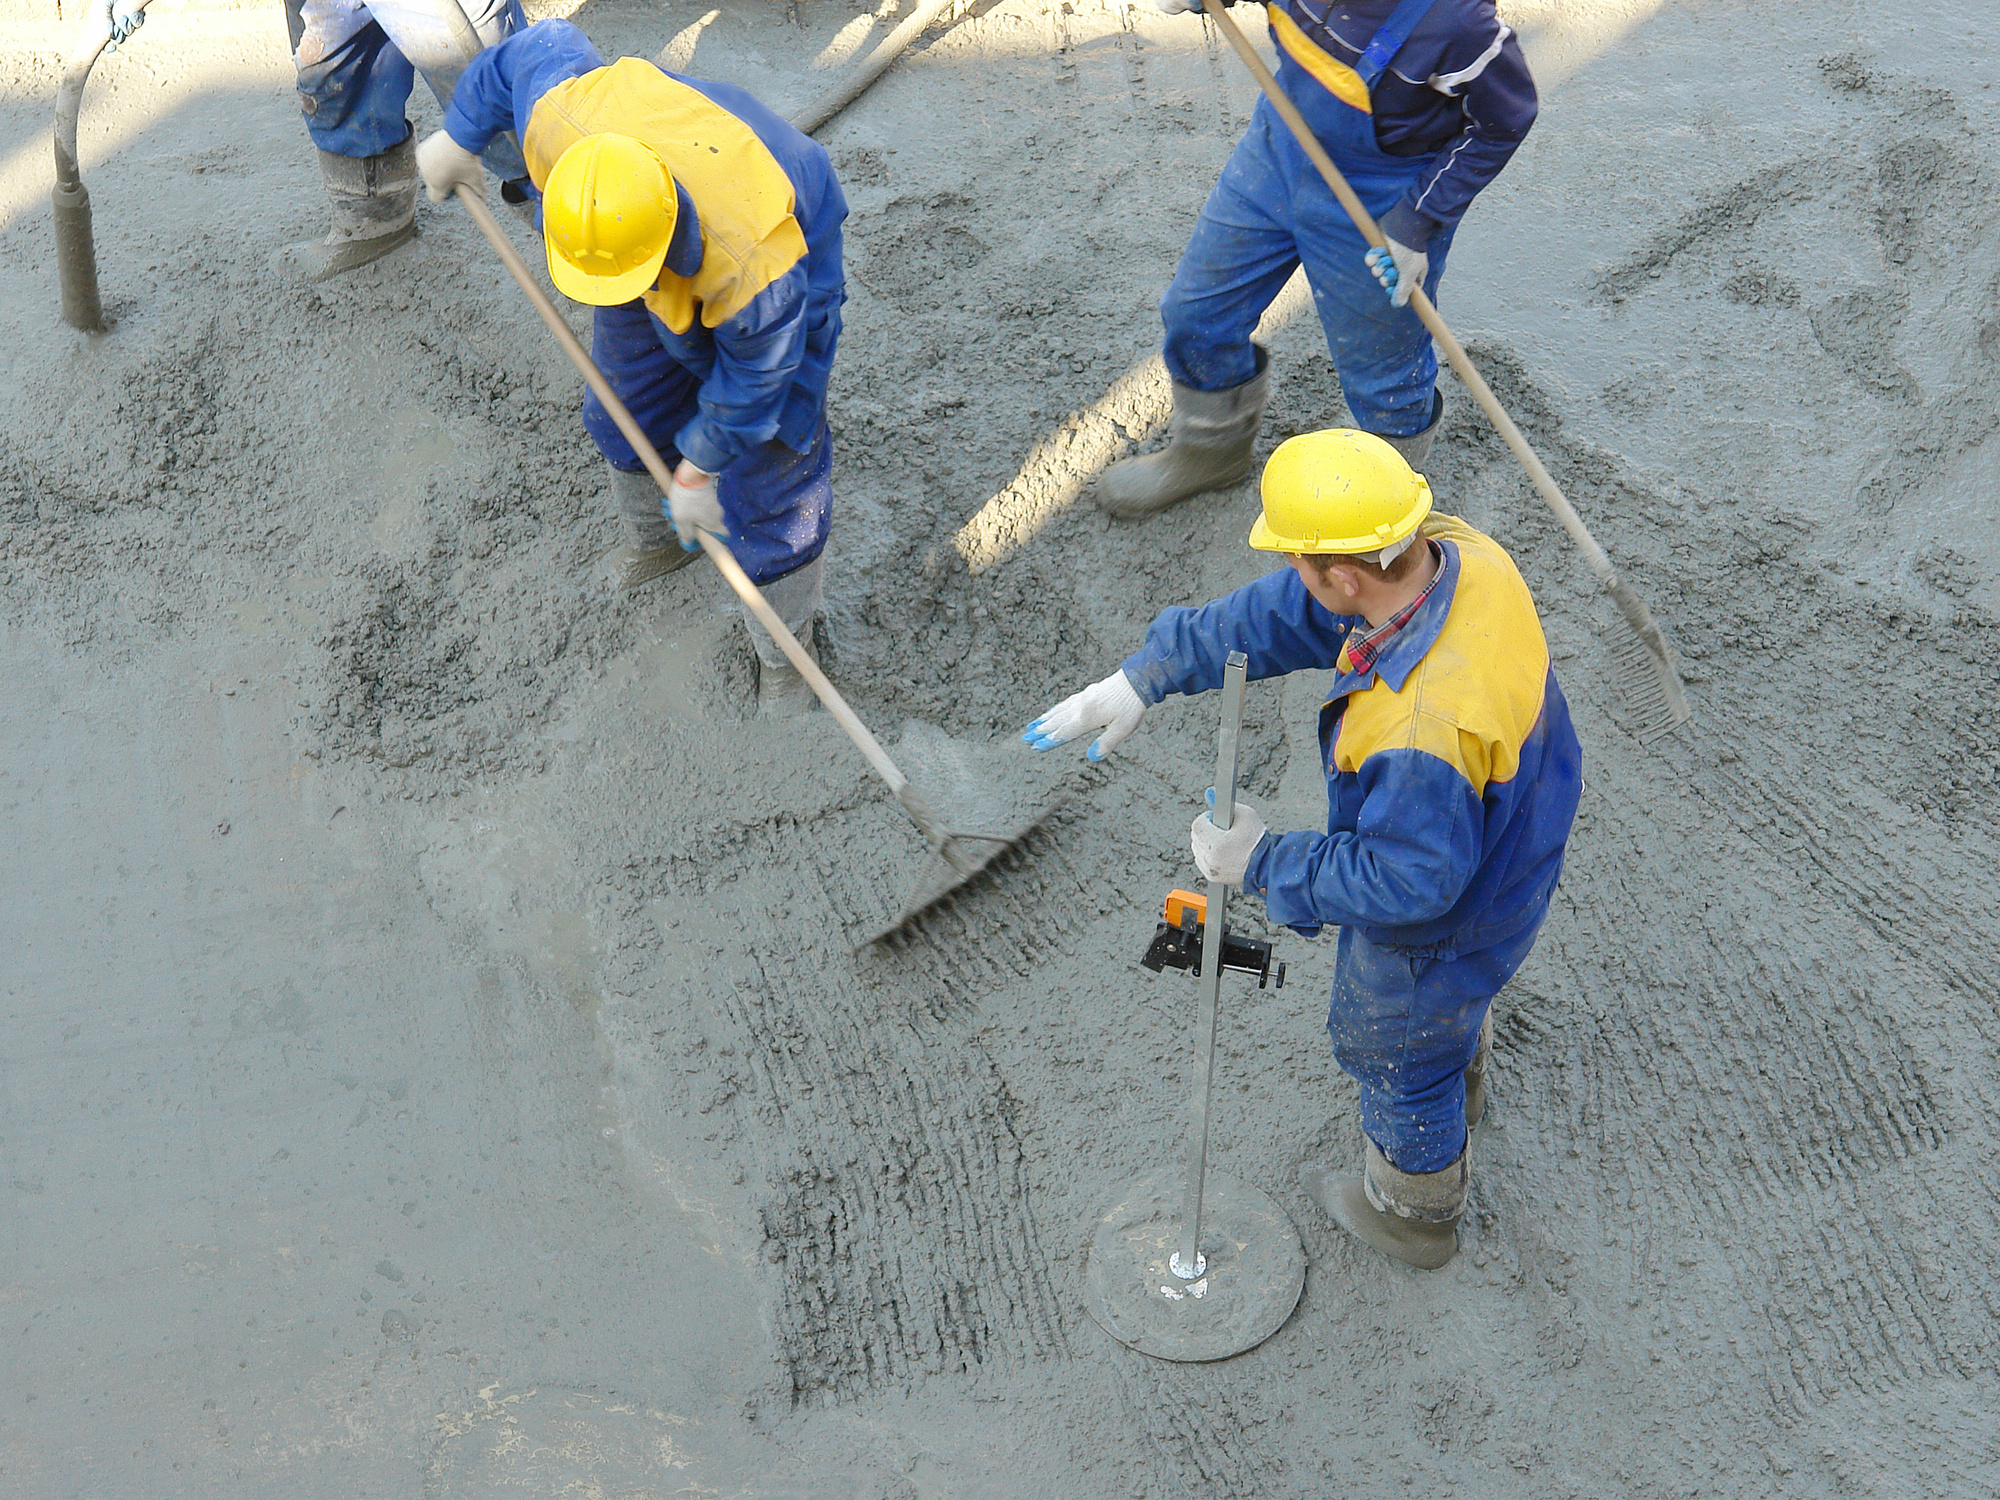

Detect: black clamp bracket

[1141,891,1285,990]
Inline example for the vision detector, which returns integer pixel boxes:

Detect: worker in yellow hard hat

[414,18,846,713]
[1026,429,1582,1269]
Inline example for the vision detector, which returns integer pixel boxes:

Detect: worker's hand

[1191,788,1268,886]
[1365,237,1429,309]
[666,461,723,550]
[416,129,485,205]
[1022,671,1146,761]
[1152,0,1238,11]
[98,0,145,49]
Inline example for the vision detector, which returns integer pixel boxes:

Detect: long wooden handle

[1200,0,1621,589]
[454,185,936,823]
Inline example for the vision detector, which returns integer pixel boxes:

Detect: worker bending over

[1028,430,1580,1268]
[1102,0,1536,518]
[416,20,847,712]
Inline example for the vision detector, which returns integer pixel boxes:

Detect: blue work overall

[585,301,834,587]
[1159,0,1451,438]
[1328,909,1543,1174]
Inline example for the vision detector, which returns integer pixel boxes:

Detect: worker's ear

[1319,560,1366,603]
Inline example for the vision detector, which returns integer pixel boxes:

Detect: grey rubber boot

[279,131,419,283]
[1371,387,1443,473]
[750,554,826,717]
[756,628,821,717]
[603,464,697,591]
[1465,1009,1493,1130]
[1298,1136,1467,1271]
[1098,350,1270,519]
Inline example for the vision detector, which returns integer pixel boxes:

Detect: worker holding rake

[415,19,847,712]
[1028,430,1581,1268]
[1101,0,1537,518]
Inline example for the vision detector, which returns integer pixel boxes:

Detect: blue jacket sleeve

[1120,567,1357,704]
[674,263,813,475]
[444,19,604,157]
[1244,747,1484,930]
[1380,28,1537,247]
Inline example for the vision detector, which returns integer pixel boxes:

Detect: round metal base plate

[1082,1167,1306,1362]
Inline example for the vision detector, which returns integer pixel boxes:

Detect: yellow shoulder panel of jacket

[523,57,809,331]
[1265,4,1373,115]
[1333,515,1552,795]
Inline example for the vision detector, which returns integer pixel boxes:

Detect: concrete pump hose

[790,0,959,136]
[54,0,154,331]
[54,0,154,190]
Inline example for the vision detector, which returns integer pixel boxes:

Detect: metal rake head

[1604,576,1693,744]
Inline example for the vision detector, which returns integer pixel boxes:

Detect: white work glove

[97,0,145,49]
[1153,0,1195,12]
[1022,670,1147,761]
[1365,237,1429,309]
[1191,789,1268,886]
[416,129,485,205]
[666,463,724,550]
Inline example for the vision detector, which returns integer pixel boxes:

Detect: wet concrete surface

[0,631,782,1492]
[3,0,1999,1494]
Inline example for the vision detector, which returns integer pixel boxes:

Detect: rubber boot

[751,555,826,717]
[1371,387,1443,473]
[1465,1009,1493,1130]
[1098,350,1270,519]
[602,465,697,592]
[1298,1137,1466,1271]
[756,628,820,718]
[279,132,419,284]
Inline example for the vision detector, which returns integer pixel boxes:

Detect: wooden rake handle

[452,185,970,856]
[1200,0,1623,590]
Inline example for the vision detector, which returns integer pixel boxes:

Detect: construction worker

[1100,0,1537,517]
[279,0,529,280]
[1026,430,1581,1269]
[413,19,846,711]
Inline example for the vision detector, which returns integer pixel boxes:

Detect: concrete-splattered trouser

[281,0,528,281]
[1100,0,1537,518]
[430,20,847,713]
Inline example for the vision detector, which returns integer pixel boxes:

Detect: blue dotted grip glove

[1366,238,1429,310]
[100,0,146,49]
[1022,670,1146,761]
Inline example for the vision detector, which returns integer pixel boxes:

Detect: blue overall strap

[1353,0,1439,87]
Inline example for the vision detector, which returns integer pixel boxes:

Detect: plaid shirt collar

[1335,540,1447,679]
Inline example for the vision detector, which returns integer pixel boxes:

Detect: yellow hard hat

[542,133,677,306]
[1247,428,1432,555]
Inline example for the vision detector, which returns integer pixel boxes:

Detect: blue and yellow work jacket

[445,20,845,475]
[1253,0,1537,249]
[1122,515,1582,957]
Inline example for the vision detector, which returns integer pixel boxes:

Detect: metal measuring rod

[1082,653,1305,1362]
